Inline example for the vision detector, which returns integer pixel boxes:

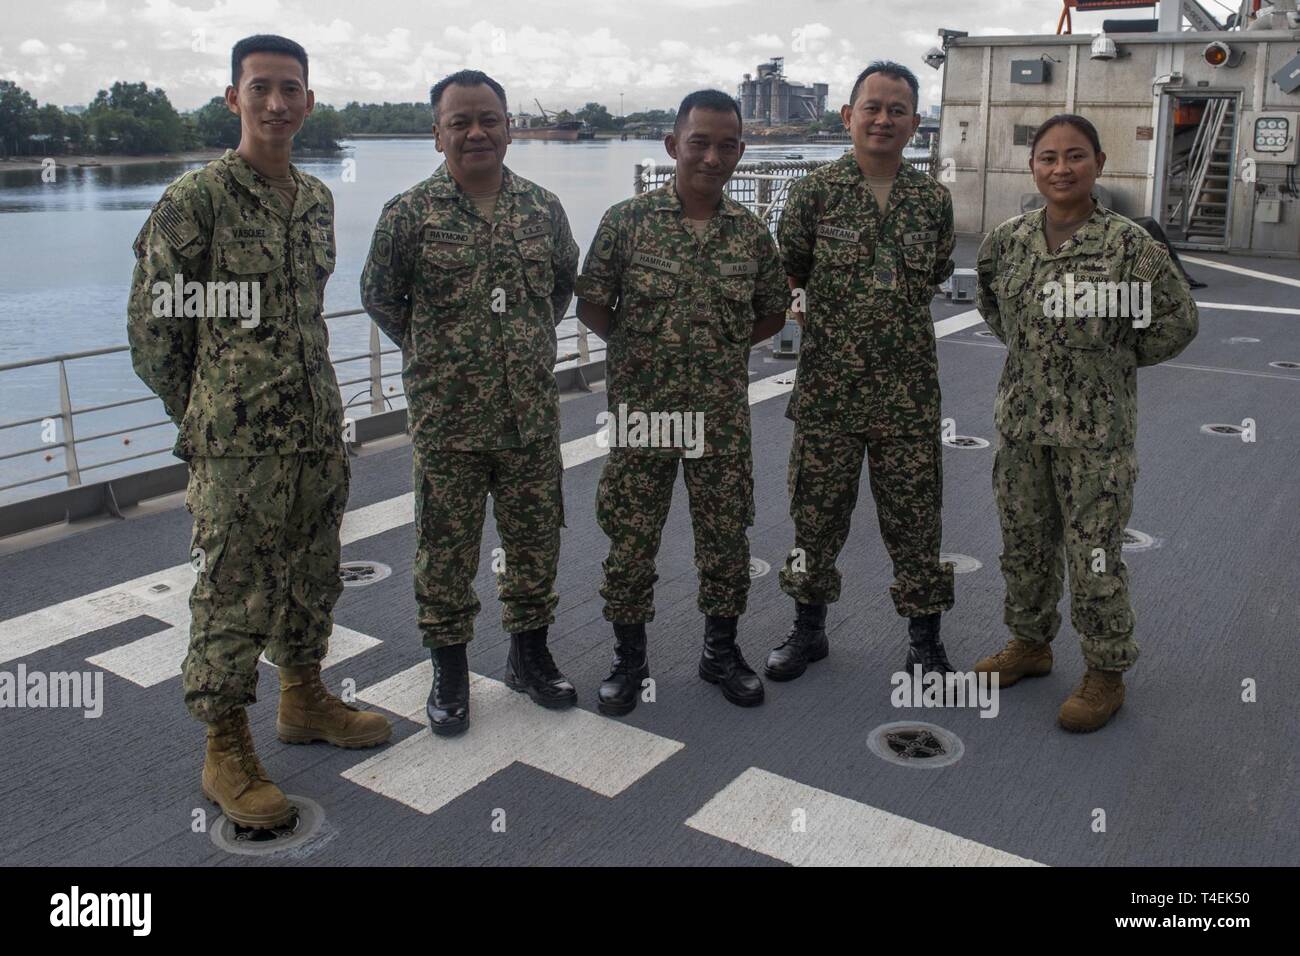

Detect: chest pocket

[214,241,287,320]
[717,275,755,343]
[515,233,554,299]
[1056,257,1118,350]
[811,221,864,295]
[620,267,677,334]
[421,241,476,310]
[901,239,937,295]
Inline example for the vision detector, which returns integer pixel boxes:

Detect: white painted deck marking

[342,661,684,814]
[1181,255,1300,290]
[933,309,985,339]
[686,767,1043,867]
[1194,301,1300,317]
[88,624,380,688]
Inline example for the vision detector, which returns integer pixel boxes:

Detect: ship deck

[1,238,1297,867]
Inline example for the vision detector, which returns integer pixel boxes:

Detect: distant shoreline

[0,149,224,172]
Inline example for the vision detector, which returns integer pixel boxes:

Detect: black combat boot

[426,643,470,737]
[765,601,829,681]
[504,626,577,709]
[698,615,764,707]
[598,623,649,717]
[904,613,954,676]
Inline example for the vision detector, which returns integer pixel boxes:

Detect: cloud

[20,39,50,56]
[65,0,109,19]
[57,43,88,58]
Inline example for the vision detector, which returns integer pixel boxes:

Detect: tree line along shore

[0,78,847,164]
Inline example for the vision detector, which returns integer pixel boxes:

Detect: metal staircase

[1179,98,1237,248]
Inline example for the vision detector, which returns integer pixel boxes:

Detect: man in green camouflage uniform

[361,70,579,736]
[576,90,788,714]
[768,63,957,683]
[973,115,1198,732]
[127,35,390,830]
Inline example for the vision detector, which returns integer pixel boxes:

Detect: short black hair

[430,70,509,125]
[673,89,743,136]
[231,34,308,87]
[849,60,919,113]
[1030,113,1103,155]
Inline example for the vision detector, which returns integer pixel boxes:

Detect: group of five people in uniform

[127,34,1197,828]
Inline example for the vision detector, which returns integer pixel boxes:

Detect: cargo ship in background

[509,99,596,140]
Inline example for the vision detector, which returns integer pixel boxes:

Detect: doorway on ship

[1160,92,1240,251]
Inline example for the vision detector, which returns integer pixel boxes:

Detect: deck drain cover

[1122,529,1158,551]
[749,558,771,578]
[1200,423,1245,436]
[868,722,964,769]
[940,552,983,573]
[1225,336,1260,344]
[339,561,392,587]
[210,795,324,856]
[942,435,990,449]
[1269,361,1300,370]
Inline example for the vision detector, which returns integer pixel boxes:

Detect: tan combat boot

[972,638,1053,687]
[276,663,392,748]
[1058,669,1125,732]
[202,708,296,828]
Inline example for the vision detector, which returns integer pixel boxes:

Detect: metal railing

[0,311,597,499]
[634,155,936,230]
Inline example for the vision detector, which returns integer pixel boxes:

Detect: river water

[0,136,852,501]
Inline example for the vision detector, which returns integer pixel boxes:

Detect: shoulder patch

[371,231,393,267]
[1132,241,1170,283]
[152,198,201,252]
[593,226,618,260]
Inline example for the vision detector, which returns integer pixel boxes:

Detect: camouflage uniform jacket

[777,154,955,436]
[127,149,342,459]
[575,181,787,457]
[360,164,578,451]
[976,205,1199,450]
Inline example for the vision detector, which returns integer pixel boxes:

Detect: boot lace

[523,639,563,682]
[229,712,269,783]
[1076,671,1115,704]
[917,641,953,671]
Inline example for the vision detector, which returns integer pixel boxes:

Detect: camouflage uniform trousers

[414,434,564,648]
[182,450,349,723]
[597,448,755,623]
[993,438,1139,672]
[779,428,955,617]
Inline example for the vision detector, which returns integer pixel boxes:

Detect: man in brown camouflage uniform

[768,62,958,683]
[361,70,579,736]
[576,90,788,714]
[127,35,390,830]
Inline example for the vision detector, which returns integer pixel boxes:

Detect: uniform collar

[428,162,527,199]
[219,148,321,218]
[1018,202,1110,258]
[650,178,745,218]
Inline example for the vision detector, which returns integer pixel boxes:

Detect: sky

[2,0,1175,114]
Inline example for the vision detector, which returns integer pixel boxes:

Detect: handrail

[1181,98,1230,235]
[0,306,596,498]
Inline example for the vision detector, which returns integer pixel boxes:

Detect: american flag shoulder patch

[1132,241,1169,283]
[152,199,201,252]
